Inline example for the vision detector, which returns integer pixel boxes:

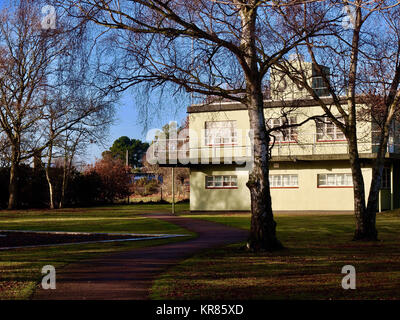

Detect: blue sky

[86,92,189,164]
[0,0,189,164]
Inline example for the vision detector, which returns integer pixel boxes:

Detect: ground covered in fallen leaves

[152,211,400,300]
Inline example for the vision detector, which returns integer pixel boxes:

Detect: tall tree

[0,0,116,209]
[0,0,67,209]
[57,0,336,250]
[274,0,400,240]
[42,25,115,209]
[105,136,149,168]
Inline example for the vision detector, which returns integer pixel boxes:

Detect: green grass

[152,211,400,300]
[0,202,189,219]
[0,203,192,300]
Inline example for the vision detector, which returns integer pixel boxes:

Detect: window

[312,64,330,97]
[317,173,353,187]
[381,167,391,189]
[205,121,237,145]
[316,117,345,141]
[206,175,238,189]
[312,77,330,97]
[269,174,298,188]
[267,117,298,143]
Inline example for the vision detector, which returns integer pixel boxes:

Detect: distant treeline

[0,164,128,209]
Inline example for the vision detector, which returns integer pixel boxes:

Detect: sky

[86,91,189,164]
[0,0,189,165]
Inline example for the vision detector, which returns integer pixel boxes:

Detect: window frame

[317,173,353,188]
[204,120,238,146]
[311,76,330,97]
[316,117,346,142]
[269,174,299,189]
[267,116,298,144]
[205,175,238,189]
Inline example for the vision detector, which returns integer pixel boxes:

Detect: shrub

[84,156,131,203]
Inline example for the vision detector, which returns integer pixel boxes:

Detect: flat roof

[187,96,365,113]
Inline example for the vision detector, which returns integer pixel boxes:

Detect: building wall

[269,161,372,211]
[393,161,400,209]
[270,61,314,100]
[188,104,372,160]
[190,165,251,211]
[188,109,251,160]
[190,161,373,212]
[187,99,397,212]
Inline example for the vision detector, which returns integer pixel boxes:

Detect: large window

[269,174,298,188]
[267,117,298,143]
[205,175,238,189]
[317,173,353,187]
[316,117,345,141]
[205,121,237,146]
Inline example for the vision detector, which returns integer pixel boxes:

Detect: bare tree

[0,136,10,168]
[58,128,85,209]
[49,21,116,209]
[273,0,400,240]
[0,1,68,209]
[56,0,338,250]
[44,96,114,209]
[0,0,116,209]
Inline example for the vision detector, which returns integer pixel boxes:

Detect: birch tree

[274,0,400,240]
[0,1,66,209]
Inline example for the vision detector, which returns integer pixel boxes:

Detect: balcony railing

[150,135,400,164]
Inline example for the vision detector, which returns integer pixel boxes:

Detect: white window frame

[267,116,298,143]
[316,117,345,141]
[205,121,237,146]
[205,175,238,189]
[269,174,298,188]
[317,173,353,187]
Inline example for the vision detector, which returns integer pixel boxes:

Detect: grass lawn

[0,203,192,300]
[152,211,400,300]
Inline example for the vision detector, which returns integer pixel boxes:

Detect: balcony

[149,134,400,166]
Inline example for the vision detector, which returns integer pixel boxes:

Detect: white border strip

[0,230,188,251]
[0,229,185,237]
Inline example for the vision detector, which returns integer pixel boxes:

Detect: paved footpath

[33,215,247,300]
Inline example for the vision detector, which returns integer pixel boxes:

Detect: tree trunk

[59,173,67,209]
[239,2,282,251]
[363,122,392,240]
[45,143,55,209]
[45,169,55,209]
[343,3,378,241]
[363,163,382,239]
[59,156,69,209]
[347,123,378,241]
[8,150,19,210]
[246,91,283,251]
[347,133,371,241]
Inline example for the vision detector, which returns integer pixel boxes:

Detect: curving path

[33,214,247,300]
